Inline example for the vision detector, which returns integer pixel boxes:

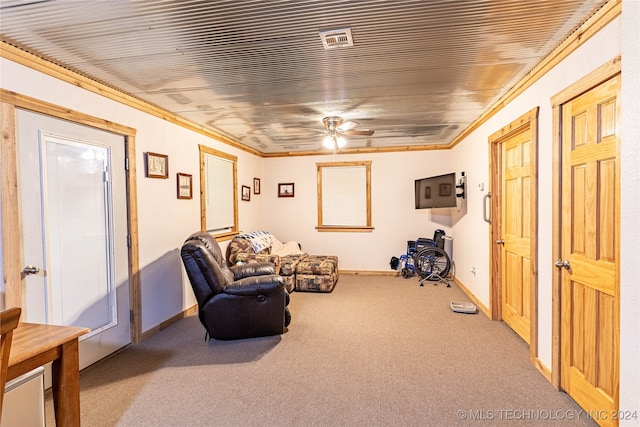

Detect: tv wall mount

[456,171,466,199]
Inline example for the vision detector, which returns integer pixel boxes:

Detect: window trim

[316,161,373,233]
[199,144,238,240]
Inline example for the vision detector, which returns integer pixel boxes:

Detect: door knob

[23,265,40,275]
[496,239,505,245]
[554,260,570,270]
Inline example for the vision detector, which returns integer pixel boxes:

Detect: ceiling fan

[322,116,374,150]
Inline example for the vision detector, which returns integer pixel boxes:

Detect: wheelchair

[407,230,451,286]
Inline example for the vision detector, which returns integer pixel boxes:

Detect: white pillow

[270,236,305,256]
[270,235,285,253]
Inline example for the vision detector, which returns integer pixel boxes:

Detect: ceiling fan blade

[337,120,359,132]
[343,129,375,136]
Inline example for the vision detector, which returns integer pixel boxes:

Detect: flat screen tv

[415,172,457,209]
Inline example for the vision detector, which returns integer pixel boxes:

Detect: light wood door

[500,128,532,343]
[560,75,619,426]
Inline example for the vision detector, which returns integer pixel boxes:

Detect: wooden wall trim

[529,113,540,367]
[452,276,491,318]
[534,358,553,383]
[551,55,622,106]
[125,135,141,344]
[488,107,540,142]
[1,89,136,136]
[140,305,198,342]
[551,103,562,389]
[339,270,397,276]
[263,143,453,158]
[0,102,21,310]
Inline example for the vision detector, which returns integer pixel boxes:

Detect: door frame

[0,89,143,344]
[489,107,539,366]
[550,55,621,389]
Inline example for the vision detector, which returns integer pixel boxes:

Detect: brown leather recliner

[181,231,291,340]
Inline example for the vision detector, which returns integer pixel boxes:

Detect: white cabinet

[1,367,45,427]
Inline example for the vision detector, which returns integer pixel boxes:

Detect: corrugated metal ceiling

[0,0,606,154]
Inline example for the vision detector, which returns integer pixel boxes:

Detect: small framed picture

[242,185,251,201]
[177,173,192,199]
[253,178,261,195]
[439,183,452,197]
[278,183,294,198]
[145,152,168,178]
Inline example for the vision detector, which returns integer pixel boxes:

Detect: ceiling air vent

[319,28,354,49]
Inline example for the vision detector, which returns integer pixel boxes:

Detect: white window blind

[204,153,234,231]
[322,166,367,226]
[317,161,372,232]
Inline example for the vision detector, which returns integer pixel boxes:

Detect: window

[316,161,373,232]
[199,145,238,238]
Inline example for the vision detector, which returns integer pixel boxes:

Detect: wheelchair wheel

[414,246,451,280]
[401,267,415,278]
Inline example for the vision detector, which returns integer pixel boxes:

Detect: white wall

[0,57,265,332]
[619,0,640,420]
[262,150,455,271]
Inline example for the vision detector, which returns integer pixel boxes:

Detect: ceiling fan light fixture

[323,135,335,149]
[321,115,373,150]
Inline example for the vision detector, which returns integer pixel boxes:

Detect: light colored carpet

[46,274,596,426]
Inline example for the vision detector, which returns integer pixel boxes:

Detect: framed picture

[145,152,168,178]
[439,183,452,197]
[177,173,192,199]
[278,183,295,198]
[253,177,261,195]
[241,185,251,201]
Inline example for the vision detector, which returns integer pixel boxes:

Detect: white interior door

[17,109,130,369]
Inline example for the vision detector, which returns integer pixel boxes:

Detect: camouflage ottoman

[279,253,309,293]
[295,255,339,292]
